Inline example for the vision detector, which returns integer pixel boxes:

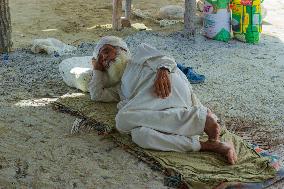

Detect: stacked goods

[231,0,262,43]
[203,0,231,42]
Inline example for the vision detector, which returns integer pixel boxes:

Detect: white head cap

[93,36,130,58]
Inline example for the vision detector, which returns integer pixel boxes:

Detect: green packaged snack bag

[231,0,262,44]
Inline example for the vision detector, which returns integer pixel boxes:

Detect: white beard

[105,50,130,86]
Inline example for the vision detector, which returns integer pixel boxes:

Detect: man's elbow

[89,93,97,101]
[89,90,101,102]
[90,94,119,103]
[89,93,103,102]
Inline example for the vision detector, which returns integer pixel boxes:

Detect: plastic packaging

[231,0,262,44]
[203,0,231,42]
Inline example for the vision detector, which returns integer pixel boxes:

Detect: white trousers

[115,107,208,152]
[131,127,201,152]
[129,113,219,152]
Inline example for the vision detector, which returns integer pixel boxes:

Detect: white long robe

[88,43,208,152]
[115,44,208,152]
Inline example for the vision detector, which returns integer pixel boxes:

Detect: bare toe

[233,150,238,162]
[224,142,237,165]
[227,148,236,165]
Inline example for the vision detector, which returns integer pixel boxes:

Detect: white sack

[59,56,93,92]
[204,9,231,39]
[31,38,77,55]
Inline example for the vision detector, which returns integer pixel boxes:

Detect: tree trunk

[184,0,196,37]
[0,0,12,53]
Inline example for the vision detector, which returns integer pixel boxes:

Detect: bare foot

[200,141,238,165]
[219,142,238,165]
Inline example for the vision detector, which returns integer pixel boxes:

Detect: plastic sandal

[177,63,205,84]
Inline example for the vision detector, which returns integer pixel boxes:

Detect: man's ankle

[200,141,219,151]
[204,119,220,140]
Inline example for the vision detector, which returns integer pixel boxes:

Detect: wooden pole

[112,0,122,30]
[184,0,196,37]
[0,0,12,53]
[125,0,131,20]
[121,0,131,27]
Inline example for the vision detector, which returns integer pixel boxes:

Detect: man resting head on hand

[89,36,237,165]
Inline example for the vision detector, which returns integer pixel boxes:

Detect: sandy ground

[10,0,184,48]
[0,0,283,188]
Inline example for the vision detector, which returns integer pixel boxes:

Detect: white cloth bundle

[31,38,77,55]
[59,56,93,92]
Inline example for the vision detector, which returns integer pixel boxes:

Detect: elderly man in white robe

[89,36,237,165]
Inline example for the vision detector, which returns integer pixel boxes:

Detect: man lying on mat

[89,36,237,165]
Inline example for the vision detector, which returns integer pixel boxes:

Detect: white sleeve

[146,56,177,73]
[88,70,120,102]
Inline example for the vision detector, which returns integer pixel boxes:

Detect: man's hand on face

[92,57,105,71]
[92,44,118,72]
[154,68,171,99]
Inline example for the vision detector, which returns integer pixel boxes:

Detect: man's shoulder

[132,43,164,64]
[136,43,157,52]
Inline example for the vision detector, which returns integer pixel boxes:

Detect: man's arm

[147,56,176,73]
[88,58,120,102]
